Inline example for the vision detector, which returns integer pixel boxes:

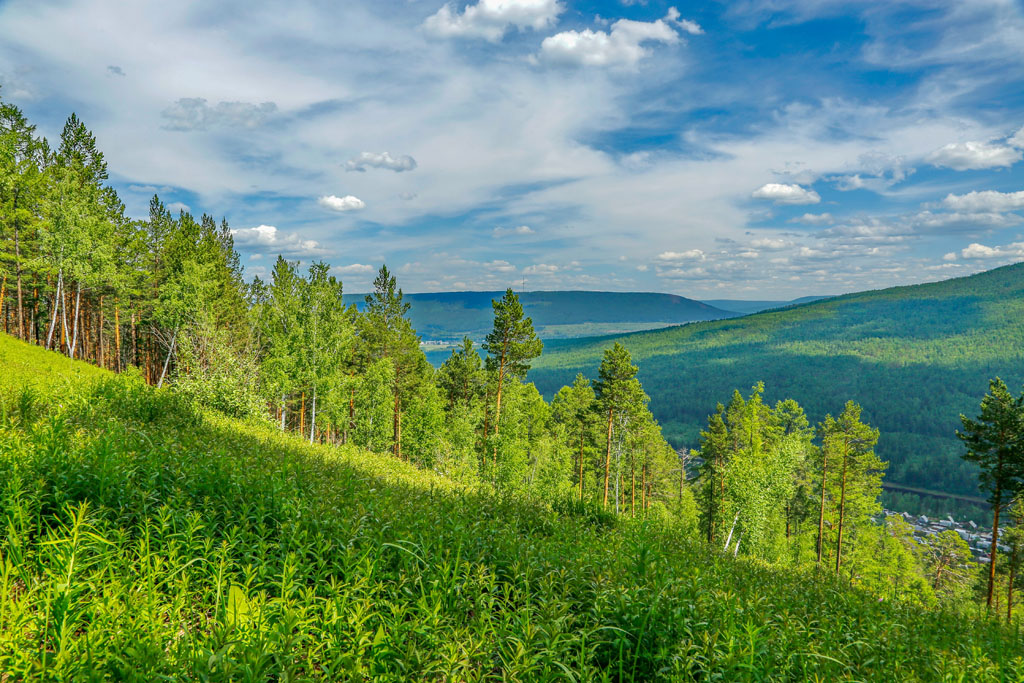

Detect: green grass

[1,333,1022,681]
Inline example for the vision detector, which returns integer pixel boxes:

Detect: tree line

[0,98,682,513]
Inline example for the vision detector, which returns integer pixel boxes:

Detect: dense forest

[6,97,1024,679]
[531,264,1024,517]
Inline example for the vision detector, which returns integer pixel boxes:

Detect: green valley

[529,263,1024,517]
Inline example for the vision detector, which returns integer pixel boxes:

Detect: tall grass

[1,334,1022,681]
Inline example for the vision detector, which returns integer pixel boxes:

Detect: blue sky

[1,0,1023,298]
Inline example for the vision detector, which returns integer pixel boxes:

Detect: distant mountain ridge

[701,295,829,315]
[352,290,736,341]
[528,262,1024,515]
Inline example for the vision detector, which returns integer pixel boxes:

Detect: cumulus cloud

[789,213,833,225]
[166,201,190,214]
[160,98,278,132]
[953,242,1024,260]
[925,140,1022,170]
[318,194,366,212]
[751,183,821,205]
[424,0,563,42]
[345,151,417,173]
[523,263,559,274]
[493,225,534,237]
[910,210,1022,233]
[231,224,327,258]
[539,8,697,67]
[940,189,1024,212]
[332,263,375,275]
[750,237,792,249]
[1011,127,1024,149]
[487,259,517,272]
[656,249,704,261]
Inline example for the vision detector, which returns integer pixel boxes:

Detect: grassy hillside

[353,290,734,342]
[2,334,1022,680]
[529,262,1024,512]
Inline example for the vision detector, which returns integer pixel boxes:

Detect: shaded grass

[1,334,1022,681]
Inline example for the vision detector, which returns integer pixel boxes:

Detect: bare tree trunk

[630,460,635,518]
[724,511,739,551]
[578,425,585,501]
[157,331,176,388]
[14,210,24,340]
[281,393,287,430]
[835,446,850,575]
[987,485,1002,609]
[603,408,613,508]
[69,282,82,358]
[816,450,829,565]
[300,392,306,434]
[309,386,317,444]
[98,296,105,368]
[46,270,62,350]
[114,303,122,371]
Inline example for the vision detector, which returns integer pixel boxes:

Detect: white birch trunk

[69,282,82,359]
[157,331,177,388]
[46,270,63,350]
[309,386,317,444]
[724,511,740,551]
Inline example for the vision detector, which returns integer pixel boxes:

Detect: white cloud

[166,201,190,214]
[523,263,559,274]
[940,189,1024,212]
[539,8,695,67]
[345,151,417,173]
[424,0,563,42]
[750,237,792,249]
[318,194,366,212]
[231,224,327,258]
[332,263,375,274]
[959,242,1024,259]
[789,212,833,225]
[486,259,517,272]
[161,98,277,132]
[493,224,534,237]
[751,183,821,205]
[910,210,1022,233]
[1011,127,1024,149]
[925,140,1022,170]
[657,249,704,261]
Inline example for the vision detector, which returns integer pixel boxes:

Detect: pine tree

[958,378,1024,609]
[482,288,542,474]
[819,401,883,574]
[594,342,645,509]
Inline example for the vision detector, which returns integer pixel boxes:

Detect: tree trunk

[280,393,287,430]
[641,463,647,514]
[0,275,6,330]
[393,384,401,459]
[816,450,829,565]
[578,425,585,501]
[630,460,635,518]
[724,511,739,551]
[309,387,317,444]
[131,308,138,367]
[46,270,62,350]
[157,331,176,388]
[987,483,1002,609]
[300,392,306,434]
[114,303,122,372]
[69,282,82,359]
[1009,546,1016,623]
[98,296,105,368]
[835,446,850,575]
[603,408,614,508]
[14,210,24,340]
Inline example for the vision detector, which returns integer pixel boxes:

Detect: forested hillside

[353,290,734,341]
[530,263,1024,513]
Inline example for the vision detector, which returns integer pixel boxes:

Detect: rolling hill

[701,295,829,315]
[528,262,1024,514]
[2,334,1021,680]
[353,290,735,342]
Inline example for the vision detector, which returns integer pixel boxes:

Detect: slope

[529,262,1024,511]
[352,290,735,341]
[1,333,1020,680]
